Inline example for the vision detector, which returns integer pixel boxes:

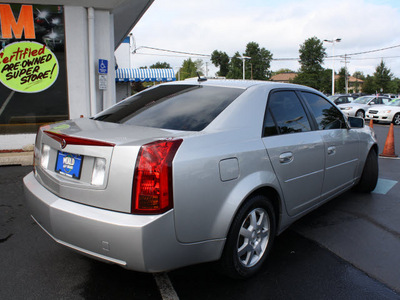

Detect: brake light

[132,139,182,214]
[44,131,115,148]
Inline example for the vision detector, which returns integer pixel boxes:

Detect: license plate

[55,151,83,179]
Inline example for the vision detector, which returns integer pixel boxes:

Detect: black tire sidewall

[356,149,379,193]
[220,195,276,279]
[393,113,400,125]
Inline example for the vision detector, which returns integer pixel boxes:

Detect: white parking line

[372,178,398,195]
[153,273,179,300]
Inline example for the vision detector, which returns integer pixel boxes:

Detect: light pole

[174,66,181,81]
[128,33,133,69]
[324,38,341,95]
[239,56,250,80]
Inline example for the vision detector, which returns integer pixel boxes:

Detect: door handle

[327,146,336,155]
[279,152,293,164]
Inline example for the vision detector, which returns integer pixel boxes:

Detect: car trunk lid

[34,118,188,213]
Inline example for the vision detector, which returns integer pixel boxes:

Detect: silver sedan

[24,79,378,278]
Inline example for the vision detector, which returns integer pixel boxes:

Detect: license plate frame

[55,151,83,179]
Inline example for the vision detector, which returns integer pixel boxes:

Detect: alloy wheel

[237,208,270,268]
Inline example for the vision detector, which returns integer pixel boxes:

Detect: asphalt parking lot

[1,124,400,300]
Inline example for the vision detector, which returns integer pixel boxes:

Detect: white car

[366,99,400,125]
[338,95,391,118]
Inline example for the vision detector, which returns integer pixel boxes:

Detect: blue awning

[115,68,176,82]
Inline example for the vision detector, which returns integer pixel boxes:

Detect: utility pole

[341,54,350,94]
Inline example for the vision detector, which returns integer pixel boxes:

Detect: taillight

[132,139,182,214]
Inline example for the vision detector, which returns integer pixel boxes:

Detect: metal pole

[243,58,245,80]
[324,39,341,96]
[240,56,250,80]
[332,43,335,95]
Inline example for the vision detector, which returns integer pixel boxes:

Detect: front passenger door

[301,92,360,197]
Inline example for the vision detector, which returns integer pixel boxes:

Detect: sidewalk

[0,148,33,166]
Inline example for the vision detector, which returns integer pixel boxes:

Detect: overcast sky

[128,0,400,78]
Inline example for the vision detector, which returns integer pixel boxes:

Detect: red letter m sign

[0,4,35,39]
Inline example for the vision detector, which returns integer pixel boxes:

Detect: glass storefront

[0,4,68,134]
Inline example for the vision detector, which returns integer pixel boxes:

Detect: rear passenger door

[301,92,360,197]
[262,90,325,216]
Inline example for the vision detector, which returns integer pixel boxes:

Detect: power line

[134,46,210,57]
[134,52,209,58]
[132,44,400,62]
[328,44,400,58]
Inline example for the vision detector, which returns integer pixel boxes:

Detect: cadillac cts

[24,79,378,278]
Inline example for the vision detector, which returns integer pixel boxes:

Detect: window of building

[0,4,68,134]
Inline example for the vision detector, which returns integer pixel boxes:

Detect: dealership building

[0,0,154,164]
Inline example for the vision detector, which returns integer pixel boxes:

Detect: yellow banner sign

[0,41,59,93]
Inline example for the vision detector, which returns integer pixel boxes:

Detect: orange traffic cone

[379,123,397,158]
[369,119,373,128]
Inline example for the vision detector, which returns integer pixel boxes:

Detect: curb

[0,151,34,166]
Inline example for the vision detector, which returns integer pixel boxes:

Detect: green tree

[353,71,365,80]
[320,69,333,94]
[243,42,273,80]
[293,37,326,90]
[362,75,377,94]
[336,67,347,94]
[150,62,171,69]
[226,52,243,79]
[178,58,203,80]
[389,77,400,94]
[211,50,230,77]
[298,37,325,73]
[374,60,393,93]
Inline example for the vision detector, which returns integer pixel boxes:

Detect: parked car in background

[338,95,391,118]
[383,93,399,99]
[24,79,379,279]
[366,98,400,125]
[328,94,354,105]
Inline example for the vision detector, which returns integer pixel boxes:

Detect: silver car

[338,95,391,118]
[366,99,400,125]
[24,79,378,278]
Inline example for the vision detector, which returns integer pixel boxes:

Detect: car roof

[166,78,319,92]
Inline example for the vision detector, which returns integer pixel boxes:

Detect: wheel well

[246,187,281,231]
[371,143,378,156]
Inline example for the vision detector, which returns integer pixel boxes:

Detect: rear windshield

[94,84,244,131]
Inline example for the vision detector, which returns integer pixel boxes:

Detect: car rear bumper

[23,172,224,272]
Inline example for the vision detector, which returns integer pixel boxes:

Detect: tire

[355,149,379,193]
[219,194,276,279]
[393,113,400,125]
[356,110,365,119]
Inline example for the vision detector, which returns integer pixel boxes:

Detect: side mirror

[370,101,376,105]
[348,116,364,128]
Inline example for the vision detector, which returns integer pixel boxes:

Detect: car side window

[263,91,311,137]
[301,92,346,130]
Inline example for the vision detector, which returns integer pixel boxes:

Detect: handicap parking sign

[98,59,108,74]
